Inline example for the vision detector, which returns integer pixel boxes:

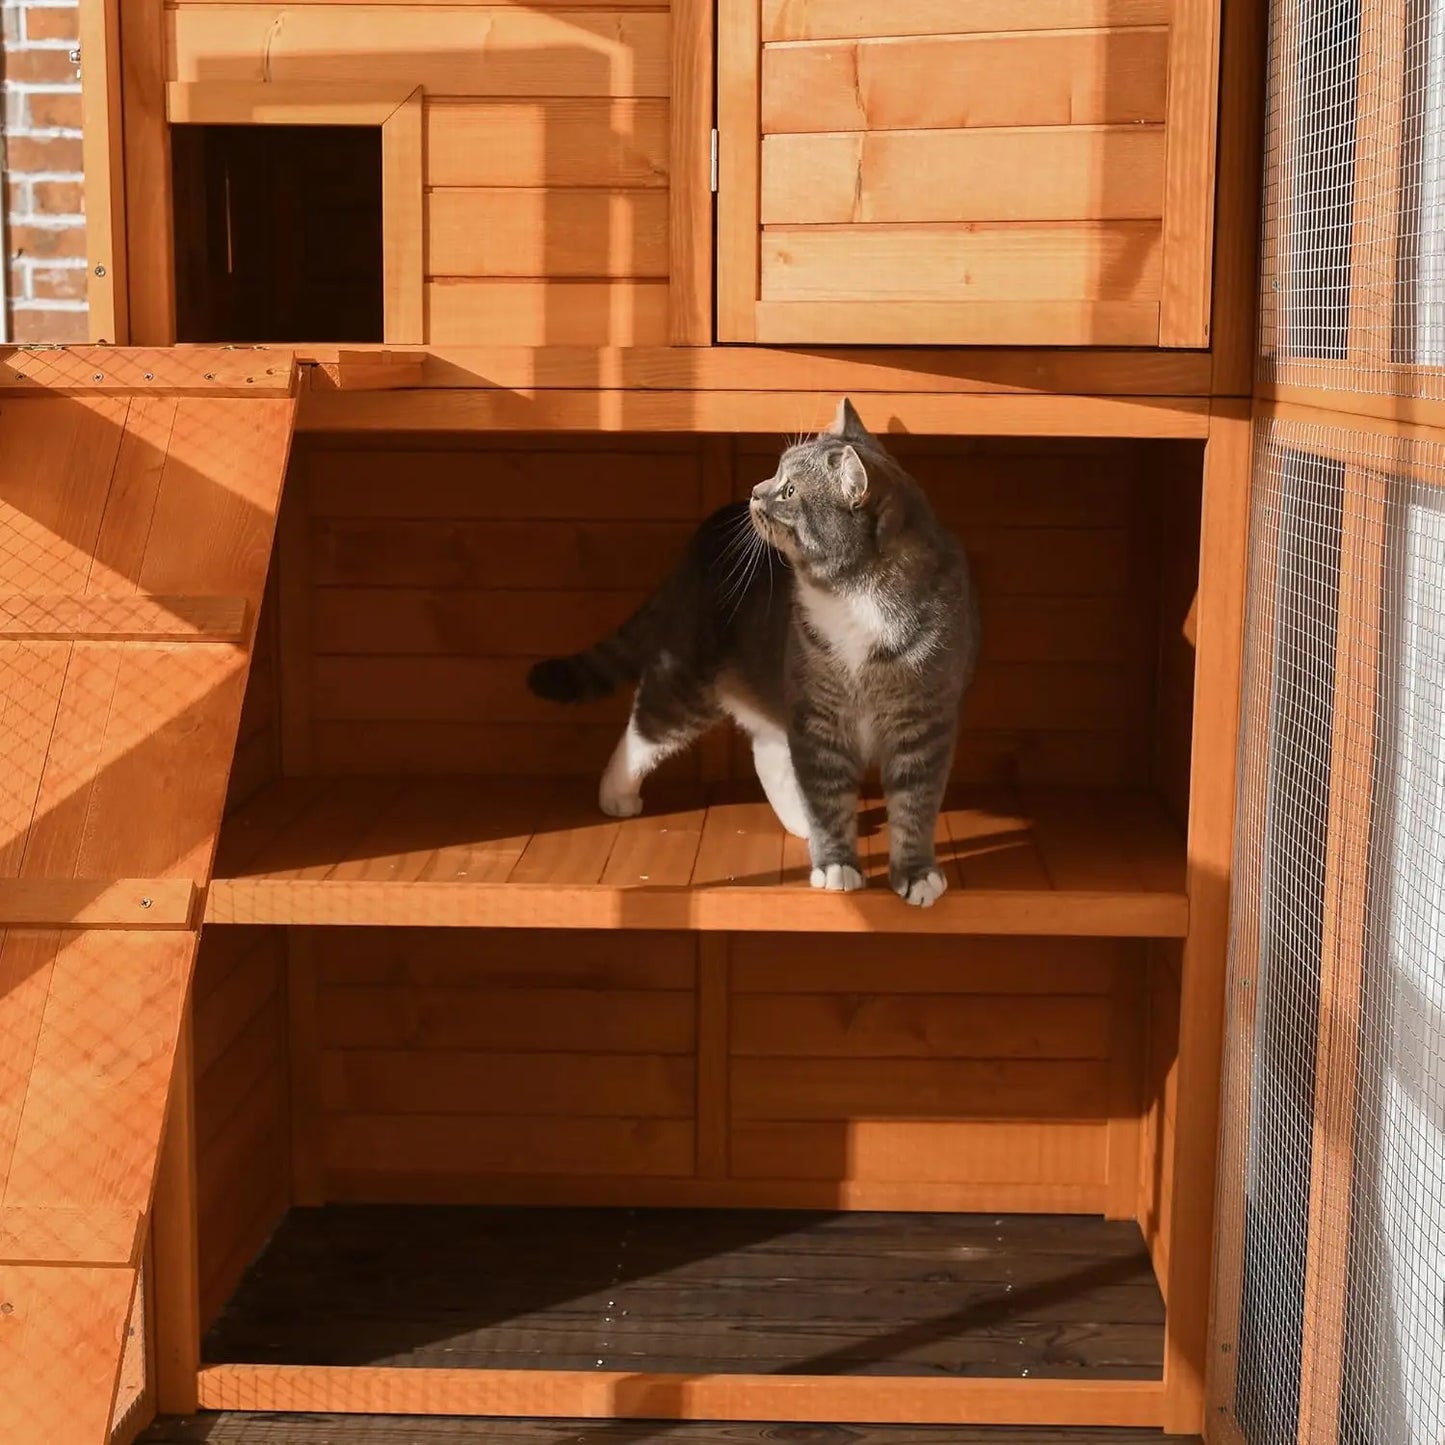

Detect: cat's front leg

[789,704,864,892]
[879,721,953,907]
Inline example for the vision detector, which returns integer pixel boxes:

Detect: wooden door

[717,0,1221,347]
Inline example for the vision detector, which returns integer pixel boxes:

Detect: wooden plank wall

[165,3,673,345]
[753,0,1172,343]
[287,432,1172,787]
[225,575,280,813]
[192,925,290,1327]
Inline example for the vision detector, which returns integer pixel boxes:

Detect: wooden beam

[0,347,296,395]
[196,1364,1165,1427]
[166,80,414,126]
[1296,464,1388,1445]
[0,1205,143,1267]
[79,0,128,344]
[1161,400,1253,1433]
[0,596,246,643]
[669,0,715,343]
[298,389,1212,438]
[695,934,730,1178]
[118,0,173,344]
[381,90,425,345]
[0,879,194,929]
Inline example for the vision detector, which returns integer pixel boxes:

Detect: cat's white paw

[810,863,865,892]
[599,786,644,818]
[895,869,947,908]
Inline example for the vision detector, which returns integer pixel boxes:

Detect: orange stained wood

[206,776,1186,935]
[0,356,297,1443]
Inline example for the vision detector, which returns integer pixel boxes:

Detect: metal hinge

[710,129,719,193]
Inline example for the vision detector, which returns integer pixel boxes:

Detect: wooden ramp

[0,349,296,1443]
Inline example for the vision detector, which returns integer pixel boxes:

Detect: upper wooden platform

[207,779,1186,937]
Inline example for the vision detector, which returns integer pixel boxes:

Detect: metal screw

[94,264,106,277]
[204,372,217,381]
[246,376,256,384]
[68,47,81,64]
[92,373,104,382]
[143,372,154,382]
[0,1302,12,1316]
[140,897,153,909]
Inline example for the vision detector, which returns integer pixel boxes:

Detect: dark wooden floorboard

[139,1416,1201,1444]
[202,1207,1164,1380]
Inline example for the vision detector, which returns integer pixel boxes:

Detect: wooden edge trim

[716,0,761,341]
[0,595,247,643]
[120,0,172,344]
[0,1205,143,1267]
[165,81,415,126]
[79,0,127,345]
[318,350,427,391]
[669,0,715,344]
[204,879,1189,937]
[296,390,1214,437]
[1160,0,1223,347]
[1161,398,1253,1433]
[0,879,196,928]
[381,89,426,346]
[195,1365,1166,1426]
[0,346,297,395]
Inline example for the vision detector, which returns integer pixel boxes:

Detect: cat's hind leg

[751,734,810,839]
[599,673,718,818]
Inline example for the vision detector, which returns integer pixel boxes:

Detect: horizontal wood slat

[0,878,194,927]
[426,281,671,345]
[761,127,1166,224]
[0,595,246,642]
[428,190,669,279]
[166,9,672,95]
[166,80,413,125]
[0,348,294,394]
[762,28,1168,133]
[426,99,670,187]
[761,0,1172,41]
[750,300,1159,346]
[0,1204,142,1265]
[196,1364,1166,1427]
[760,223,1161,303]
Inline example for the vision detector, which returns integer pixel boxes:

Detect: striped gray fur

[526,399,979,908]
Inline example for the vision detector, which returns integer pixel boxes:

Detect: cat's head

[749,399,896,581]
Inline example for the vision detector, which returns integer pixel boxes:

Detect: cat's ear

[838,445,869,508]
[824,397,869,442]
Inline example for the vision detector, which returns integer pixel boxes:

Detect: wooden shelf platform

[206,780,1187,936]
[193,1206,1166,1426]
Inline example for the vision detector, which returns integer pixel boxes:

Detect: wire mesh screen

[1260,0,1445,394]
[1213,417,1445,1445]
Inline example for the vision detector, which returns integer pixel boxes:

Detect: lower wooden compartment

[196,1206,1165,1426]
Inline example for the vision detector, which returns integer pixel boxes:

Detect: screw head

[94,264,106,277]
[0,1302,13,1315]
[204,372,217,381]
[92,373,104,383]
[143,372,154,382]
[140,897,153,909]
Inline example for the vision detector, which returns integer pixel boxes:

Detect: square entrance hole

[171,124,384,344]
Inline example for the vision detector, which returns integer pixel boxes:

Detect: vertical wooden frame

[1162,401,1253,1433]
[670,0,715,344]
[381,89,426,345]
[1160,0,1225,346]
[696,935,730,1179]
[120,0,174,344]
[151,1012,201,1415]
[1295,462,1388,1445]
[1104,950,1147,1220]
[79,0,128,343]
[285,931,326,1206]
[276,450,315,777]
[716,0,760,341]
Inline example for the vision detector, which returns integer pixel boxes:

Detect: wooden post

[1162,400,1254,1433]
[78,0,128,343]
[696,934,730,1179]
[118,0,174,343]
[151,1013,201,1414]
[1295,462,1388,1445]
[669,0,715,345]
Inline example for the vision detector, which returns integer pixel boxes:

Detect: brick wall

[1,0,88,342]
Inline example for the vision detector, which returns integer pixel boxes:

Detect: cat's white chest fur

[797,579,894,677]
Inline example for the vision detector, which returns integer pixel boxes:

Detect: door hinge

[710,129,719,193]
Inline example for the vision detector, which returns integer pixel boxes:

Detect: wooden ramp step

[0,348,296,1443]
[208,777,1188,937]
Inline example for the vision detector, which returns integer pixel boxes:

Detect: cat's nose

[751,479,772,501]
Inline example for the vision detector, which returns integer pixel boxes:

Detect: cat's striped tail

[525,590,662,704]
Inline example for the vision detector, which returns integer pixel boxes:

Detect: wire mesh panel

[1261,0,1445,395]
[1212,416,1445,1445]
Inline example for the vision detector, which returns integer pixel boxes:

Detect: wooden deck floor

[202,1207,1165,1381]
[206,780,1187,936]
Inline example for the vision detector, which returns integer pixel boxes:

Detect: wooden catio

[0,0,1273,1441]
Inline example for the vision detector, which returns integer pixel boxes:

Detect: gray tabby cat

[527,399,979,907]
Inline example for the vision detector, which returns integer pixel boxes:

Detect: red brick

[9,307,90,344]
[29,266,88,301]
[5,180,28,215]
[9,223,86,261]
[28,179,83,216]
[5,48,79,84]
[2,133,83,172]
[26,90,82,130]
[23,8,81,43]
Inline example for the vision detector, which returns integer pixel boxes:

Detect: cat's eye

[782,482,796,499]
